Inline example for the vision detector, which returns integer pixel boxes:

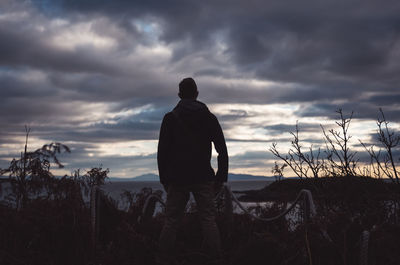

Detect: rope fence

[90,183,374,264]
[226,185,316,222]
[137,193,165,223]
[137,184,316,223]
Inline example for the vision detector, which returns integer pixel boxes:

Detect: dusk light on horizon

[1,0,400,178]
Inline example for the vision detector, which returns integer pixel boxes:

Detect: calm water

[101,180,272,211]
[102,180,271,201]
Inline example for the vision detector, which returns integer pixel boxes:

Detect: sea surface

[102,180,272,210]
[102,180,271,199]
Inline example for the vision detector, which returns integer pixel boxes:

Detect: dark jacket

[157,99,228,185]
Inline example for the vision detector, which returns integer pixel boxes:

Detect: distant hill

[110,173,275,182]
[228,173,275,181]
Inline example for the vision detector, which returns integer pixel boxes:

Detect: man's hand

[162,183,169,193]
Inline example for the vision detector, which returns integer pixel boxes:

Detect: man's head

[178,77,198,99]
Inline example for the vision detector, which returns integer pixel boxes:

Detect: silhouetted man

[157,77,228,263]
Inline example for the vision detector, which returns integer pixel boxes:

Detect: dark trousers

[158,182,221,260]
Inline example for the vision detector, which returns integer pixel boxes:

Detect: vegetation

[0,109,399,265]
[270,109,399,181]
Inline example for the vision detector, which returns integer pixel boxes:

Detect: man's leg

[158,184,190,262]
[192,182,221,259]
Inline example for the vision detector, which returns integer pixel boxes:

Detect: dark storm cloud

[7,0,400,108]
[217,109,251,126]
[367,93,400,107]
[0,20,117,74]
[21,106,167,143]
[299,101,400,122]
[264,123,321,135]
[229,151,275,170]
[2,0,400,176]
[52,0,400,83]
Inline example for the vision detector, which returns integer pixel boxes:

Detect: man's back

[157,98,228,185]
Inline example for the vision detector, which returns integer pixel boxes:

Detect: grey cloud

[298,101,400,122]
[225,138,291,143]
[32,108,166,143]
[2,0,400,176]
[48,72,177,103]
[0,22,117,74]
[63,152,156,170]
[229,151,275,170]
[9,0,400,110]
[264,123,321,136]
[53,0,400,86]
[367,93,400,107]
[232,151,275,160]
[217,109,250,125]
[193,68,227,78]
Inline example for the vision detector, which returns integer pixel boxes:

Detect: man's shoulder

[160,112,175,127]
[205,110,218,123]
[163,111,174,119]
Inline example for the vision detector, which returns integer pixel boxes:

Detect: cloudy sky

[1,0,399,178]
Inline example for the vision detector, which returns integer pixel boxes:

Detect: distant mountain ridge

[110,173,275,182]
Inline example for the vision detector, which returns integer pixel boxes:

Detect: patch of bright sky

[0,11,29,22]
[50,21,117,51]
[110,168,132,178]
[92,140,158,157]
[0,136,49,158]
[52,102,151,127]
[212,29,229,53]
[18,69,48,83]
[207,103,302,162]
[350,119,390,149]
[132,44,172,60]
[0,67,45,81]
[210,103,299,140]
[33,17,70,33]
[132,19,162,42]
[65,102,114,126]
[210,103,298,121]
[99,104,155,125]
[207,76,295,91]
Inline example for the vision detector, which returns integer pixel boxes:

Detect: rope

[139,184,316,223]
[138,184,333,244]
[143,194,166,210]
[137,184,335,244]
[139,185,226,223]
[227,185,315,222]
[302,189,317,217]
[217,185,333,243]
[138,194,165,223]
[214,186,225,200]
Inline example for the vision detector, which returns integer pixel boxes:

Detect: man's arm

[211,114,228,182]
[157,114,172,186]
